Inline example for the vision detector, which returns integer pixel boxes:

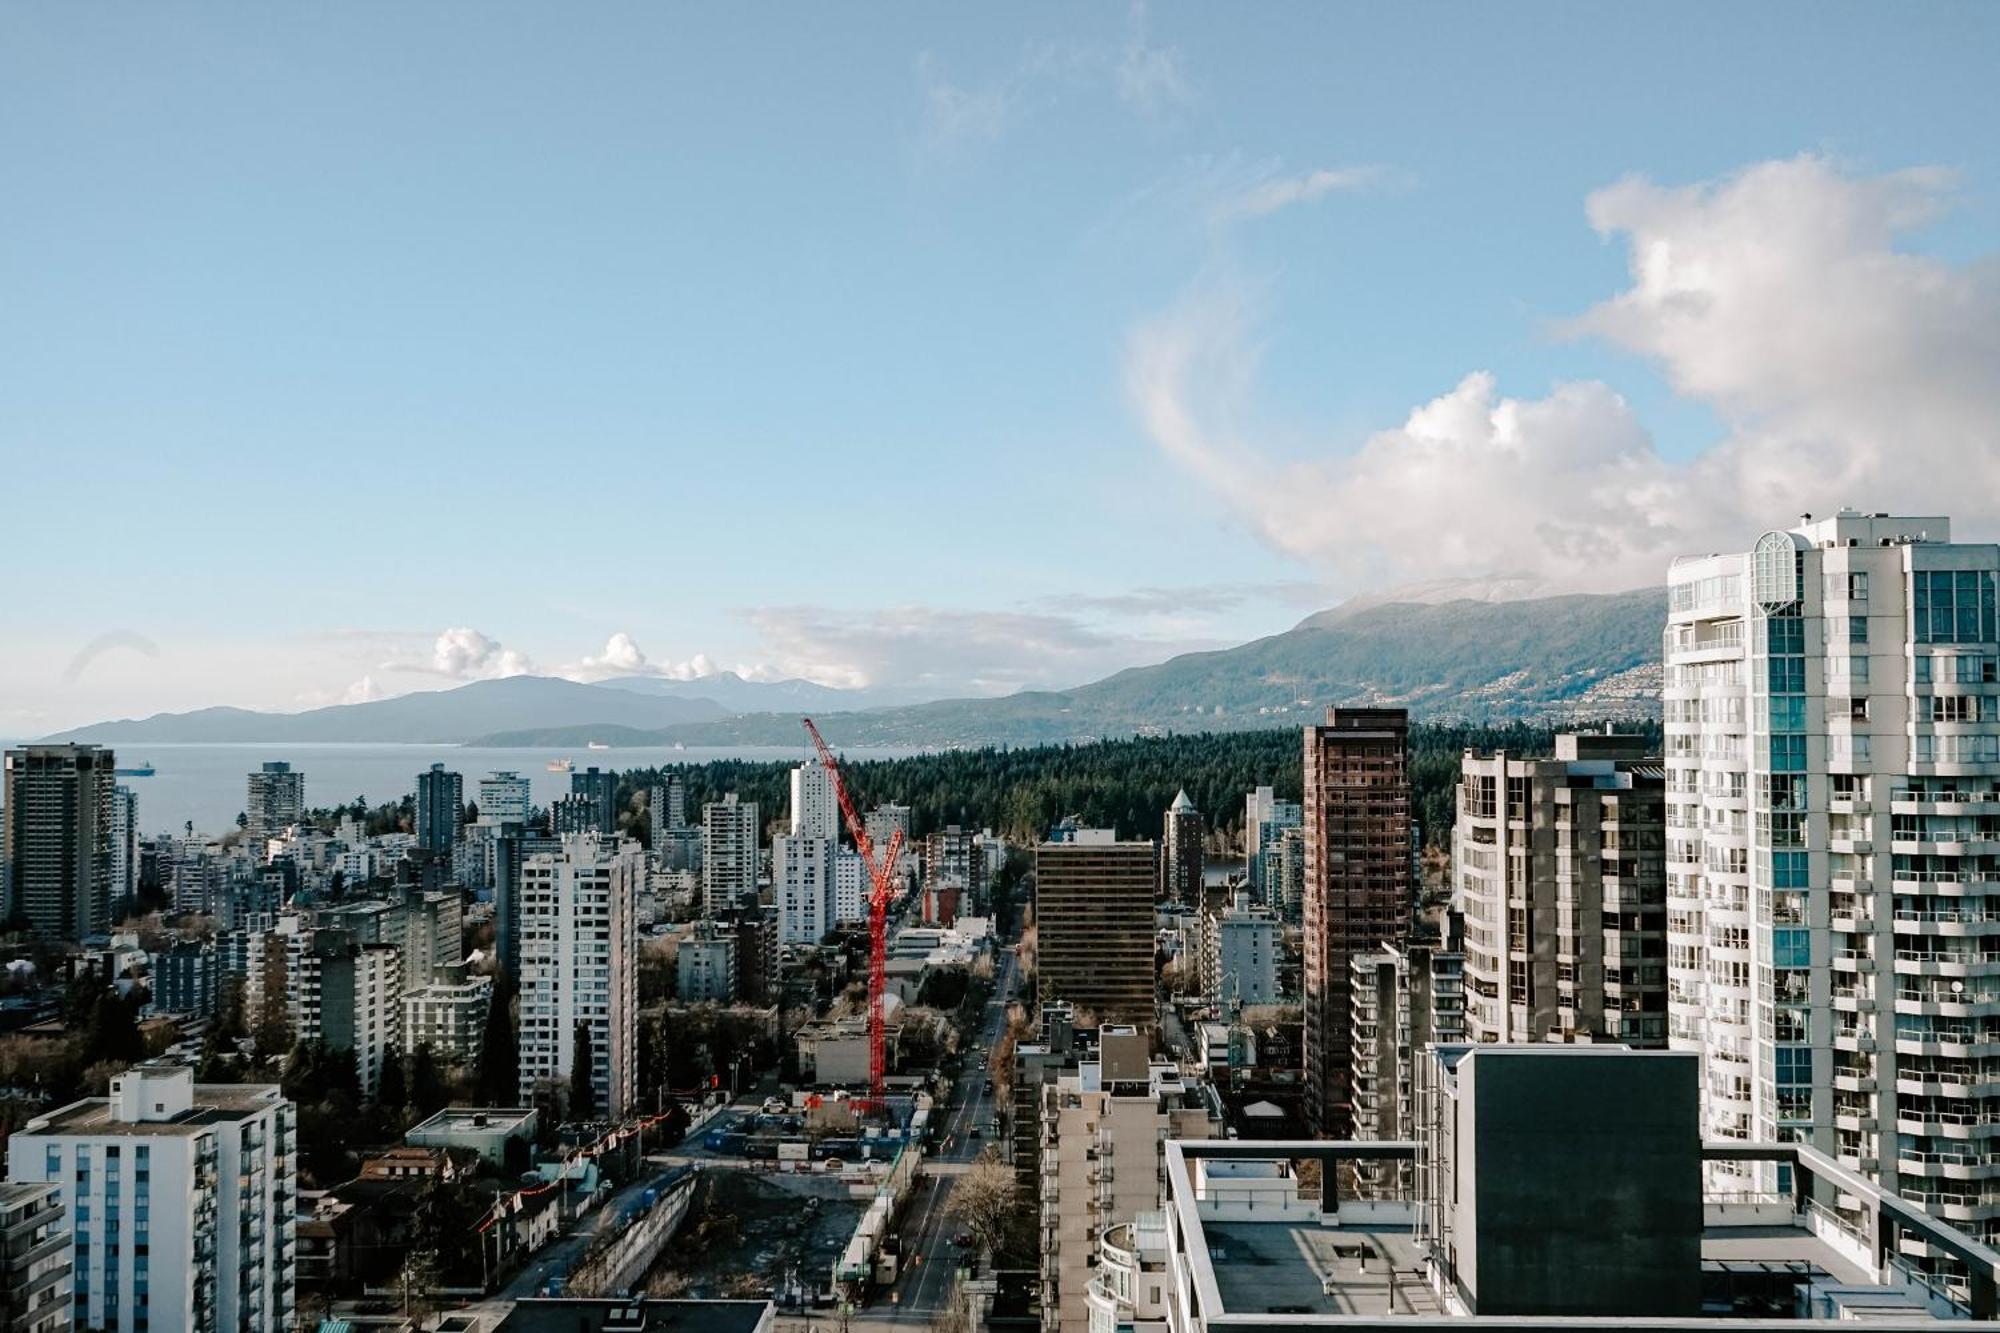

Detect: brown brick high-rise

[1303,708,1412,1137]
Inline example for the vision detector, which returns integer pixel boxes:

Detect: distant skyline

[5,4,1999,733]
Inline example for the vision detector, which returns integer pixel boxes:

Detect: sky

[4,3,2000,733]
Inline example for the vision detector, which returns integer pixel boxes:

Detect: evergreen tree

[478,976,517,1106]
[411,1043,448,1118]
[378,1042,408,1112]
[569,1021,597,1120]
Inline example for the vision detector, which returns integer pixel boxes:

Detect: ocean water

[54,743,918,838]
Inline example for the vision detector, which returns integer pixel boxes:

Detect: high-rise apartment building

[677,919,739,1004]
[1666,510,2000,1240]
[1301,707,1412,1137]
[517,833,639,1118]
[1349,939,1464,1151]
[296,932,402,1101]
[401,963,493,1068]
[108,785,138,910]
[6,1065,296,1333]
[1454,733,1668,1047]
[243,762,303,845]
[1159,789,1205,906]
[788,762,839,840]
[864,803,912,875]
[1244,786,1302,911]
[1038,1031,1220,1333]
[155,941,221,1018]
[0,1180,71,1333]
[492,826,558,986]
[414,763,463,858]
[774,834,833,945]
[1202,892,1283,1007]
[569,767,619,835]
[649,775,688,852]
[477,771,533,828]
[702,794,759,917]
[1035,832,1156,1023]
[3,745,117,941]
[549,793,601,836]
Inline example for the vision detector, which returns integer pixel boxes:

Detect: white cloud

[1571,155,2000,522]
[394,627,537,681]
[1129,155,2000,592]
[740,605,1219,696]
[560,631,736,684]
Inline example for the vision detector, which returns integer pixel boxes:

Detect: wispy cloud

[1126,154,2000,594]
[1213,165,1397,223]
[1114,1,1192,114]
[1062,581,1329,617]
[914,4,1195,158]
[739,604,1220,696]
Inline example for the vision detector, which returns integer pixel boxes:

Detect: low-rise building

[405,1106,539,1167]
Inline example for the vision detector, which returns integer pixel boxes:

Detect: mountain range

[41,588,1665,749]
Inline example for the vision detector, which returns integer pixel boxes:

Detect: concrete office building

[1244,785,1301,912]
[0,1180,70,1333]
[1035,832,1156,1024]
[3,745,116,941]
[1159,789,1205,907]
[702,795,759,917]
[1301,707,1413,1138]
[414,763,463,858]
[517,834,639,1119]
[788,762,839,840]
[1454,732,1668,1047]
[478,772,533,828]
[1038,1031,1220,1333]
[570,767,619,836]
[1666,511,2000,1240]
[833,847,867,926]
[243,762,303,845]
[7,1065,297,1333]
[1202,892,1282,1008]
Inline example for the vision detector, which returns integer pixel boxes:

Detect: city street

[884,945,1019,1318]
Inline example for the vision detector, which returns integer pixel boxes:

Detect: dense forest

[606,719,1662,851]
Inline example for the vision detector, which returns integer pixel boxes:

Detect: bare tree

[945,1148,1017,1254]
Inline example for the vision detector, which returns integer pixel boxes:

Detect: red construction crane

[802,717,905,1110]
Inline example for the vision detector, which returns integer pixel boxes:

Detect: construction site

[637,1167,862,1303]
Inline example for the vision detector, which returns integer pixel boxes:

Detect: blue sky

[5,3,2000,731]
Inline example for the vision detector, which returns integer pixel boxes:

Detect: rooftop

[491,1299,770,1333]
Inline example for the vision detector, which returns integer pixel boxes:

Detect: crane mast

[802,717,905,1109]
